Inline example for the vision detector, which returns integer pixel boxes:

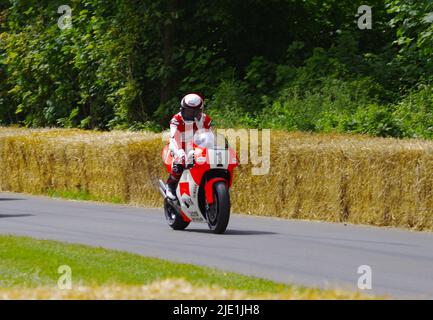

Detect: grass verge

[46,189,123,204]
[0,235,374,299]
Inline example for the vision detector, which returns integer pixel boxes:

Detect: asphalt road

[1,192,433,299]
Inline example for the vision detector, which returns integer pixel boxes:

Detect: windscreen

[193,130,227,149]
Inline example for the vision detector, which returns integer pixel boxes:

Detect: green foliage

[206,79,257,128]
[319,104,403,138]
[0,0,432,139]
[393,86,433,139]
[387,0,433,85]
[260,75,383,132]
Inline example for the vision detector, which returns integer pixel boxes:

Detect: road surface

[1,192,433,299]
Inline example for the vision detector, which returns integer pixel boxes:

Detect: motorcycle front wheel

[207,181,230,234]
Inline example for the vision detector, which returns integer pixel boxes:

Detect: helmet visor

[181,107,202,121]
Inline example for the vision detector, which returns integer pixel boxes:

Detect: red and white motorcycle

[159,130,238,234]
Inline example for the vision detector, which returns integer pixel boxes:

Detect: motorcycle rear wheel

[164,198,190,230]
[207,181,230,234]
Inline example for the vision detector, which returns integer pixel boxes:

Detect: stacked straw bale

[0,128,432,230]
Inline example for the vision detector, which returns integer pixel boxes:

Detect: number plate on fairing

[208,149,229,169]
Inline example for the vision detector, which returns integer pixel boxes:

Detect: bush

[259,75,384,132]
[393,86,433,139]
[319,104,403,137]
[206,79,257,128]
[1,1,432,140]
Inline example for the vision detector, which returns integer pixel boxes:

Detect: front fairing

[173,130,239,223]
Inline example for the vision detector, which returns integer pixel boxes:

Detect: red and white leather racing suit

[167,112,212,185]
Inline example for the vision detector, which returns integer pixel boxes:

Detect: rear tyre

[164,198,190,230]
[207,181,230,234]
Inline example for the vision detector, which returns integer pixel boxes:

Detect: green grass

[0,235,372,299]
[0,235,296,292]
[46,189,123,204]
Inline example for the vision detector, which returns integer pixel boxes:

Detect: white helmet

[180,93,204,121]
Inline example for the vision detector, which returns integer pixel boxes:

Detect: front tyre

[164,198,190,230]
[207,181,230,234]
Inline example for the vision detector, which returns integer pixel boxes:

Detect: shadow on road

[0,214,33,218]
[185,229,278,236]
[0,198,26,201]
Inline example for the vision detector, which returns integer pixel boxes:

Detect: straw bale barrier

[1,127,432,230]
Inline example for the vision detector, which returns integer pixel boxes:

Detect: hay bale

[0,127,432,231]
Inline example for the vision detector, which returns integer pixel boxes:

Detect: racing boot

[166,175,179,201]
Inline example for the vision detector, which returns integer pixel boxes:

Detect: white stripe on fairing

[177,169,205,223]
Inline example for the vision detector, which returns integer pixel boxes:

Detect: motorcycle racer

[166,93,212,200]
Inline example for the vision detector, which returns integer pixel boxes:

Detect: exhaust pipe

[159,179,182,216]
[159,180,167,199]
